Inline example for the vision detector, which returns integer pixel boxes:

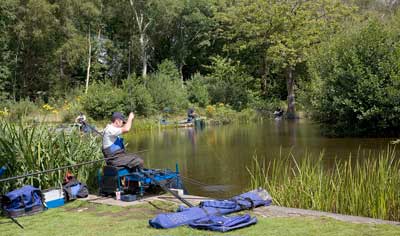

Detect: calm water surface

[125,120,392,198]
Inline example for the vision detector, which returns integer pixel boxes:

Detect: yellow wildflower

[206,105,216,114]
[42,104,54,111]
[0,107,9,117]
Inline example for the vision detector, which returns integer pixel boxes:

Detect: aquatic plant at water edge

[247,147,400,221]
[0,119,103,193]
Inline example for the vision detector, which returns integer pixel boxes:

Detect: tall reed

[0,119,103,193]
[247,147,400,221]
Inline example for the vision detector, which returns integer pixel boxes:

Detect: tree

[169,0,216,82]
[307,19,400,136]
[0,0,18,101]
[205,56,257,110]
[216,0,353,117]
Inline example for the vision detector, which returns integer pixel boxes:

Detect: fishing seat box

[43,188,65,208]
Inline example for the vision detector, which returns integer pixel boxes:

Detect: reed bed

[248,147,400,221]
[0,119,103,193]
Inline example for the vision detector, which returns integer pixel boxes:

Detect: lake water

[125,120,393,198]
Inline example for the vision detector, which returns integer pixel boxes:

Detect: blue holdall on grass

[189,214,257,232]
[149,189,272,229]
[1,185,46,218]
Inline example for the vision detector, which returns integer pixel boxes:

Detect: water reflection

[126,120,393,198]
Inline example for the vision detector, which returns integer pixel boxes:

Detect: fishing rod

[180,175,230,195]
[0,149,149,183]
[139,168,194,208]
[79,120,103,136]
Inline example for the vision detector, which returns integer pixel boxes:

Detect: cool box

[43,188,65,208]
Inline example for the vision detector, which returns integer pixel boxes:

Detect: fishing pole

[80,120,103,136]
[139,168,194,208]
[180,175,231,195]
[0,149,149,183]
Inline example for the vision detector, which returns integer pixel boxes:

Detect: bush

[205,56,258,111]
[157,59,180,80]
[307,19,400,136]
[186,73,209,107]
[206,104,238,124]
[146,71,187,112]
[122,75,155,116]
[81,80,125,120]
[7,99,39,120]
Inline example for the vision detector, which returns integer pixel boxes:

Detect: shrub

[157,59,180,80]
[205,56,258,111]
[146,72,187,112]
[7,99,39,120]
[307,19,400,136]
[81,80,125,120]
[186,73,209,107]
[122,75,155,116]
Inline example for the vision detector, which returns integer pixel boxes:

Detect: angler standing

[102,112,144,170]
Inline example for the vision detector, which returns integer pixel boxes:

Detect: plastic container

[43,188,65,208]
[121,194,137,202]
[115,190,121,200]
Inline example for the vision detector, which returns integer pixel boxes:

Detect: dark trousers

[102,149,144,170]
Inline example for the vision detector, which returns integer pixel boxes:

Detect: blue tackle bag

[1,185,45,218]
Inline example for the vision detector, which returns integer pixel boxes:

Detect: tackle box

[43,188,65,208]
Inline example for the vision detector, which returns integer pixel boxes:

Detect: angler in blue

[102,112,144,169]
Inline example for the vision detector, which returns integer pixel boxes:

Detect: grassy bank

[248,147,400,221]
[1,200,399,236]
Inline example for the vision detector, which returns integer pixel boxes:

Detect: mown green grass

[1,201,399,236]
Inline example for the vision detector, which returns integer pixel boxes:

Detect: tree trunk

[128,40,131,77]
[59,54,65,94]
[286,67,296,119]
[261,57,269,97]
[13,49,18,101]
[179,63,184,88]
[140,32,147,77]
[85,30,91,94]
[130,0,150,78]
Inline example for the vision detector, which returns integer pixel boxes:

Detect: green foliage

[248,146,400,221]
[216,0,355,114]
[186,73,209,107]
[146,67,187,112]
[122,75,155,116]
[307,19,400,136]
[6,99,39,120]
[206,56,258,111]
[81,80,125,120]
[0,120,102,193]
[156,59,180,80]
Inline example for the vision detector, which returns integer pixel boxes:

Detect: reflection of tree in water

[287,120,297,147]
[187,128,197,153]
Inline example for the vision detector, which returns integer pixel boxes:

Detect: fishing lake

[125,120,393,198]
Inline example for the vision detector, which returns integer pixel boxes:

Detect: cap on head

[111,112,126,123]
